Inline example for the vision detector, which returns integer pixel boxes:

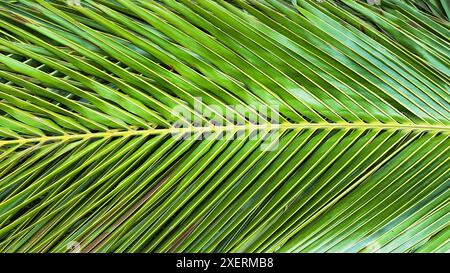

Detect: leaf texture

[0,0,448,253]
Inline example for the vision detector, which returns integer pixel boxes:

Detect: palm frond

[0,0,448,253]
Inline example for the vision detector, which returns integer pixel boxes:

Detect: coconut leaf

[0,0,448,253]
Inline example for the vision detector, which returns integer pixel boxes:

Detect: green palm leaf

[0,0,448,253]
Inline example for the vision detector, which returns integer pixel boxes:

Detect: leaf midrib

[1,122,449,146]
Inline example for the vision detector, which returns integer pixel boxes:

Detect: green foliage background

[0,0,448,252]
